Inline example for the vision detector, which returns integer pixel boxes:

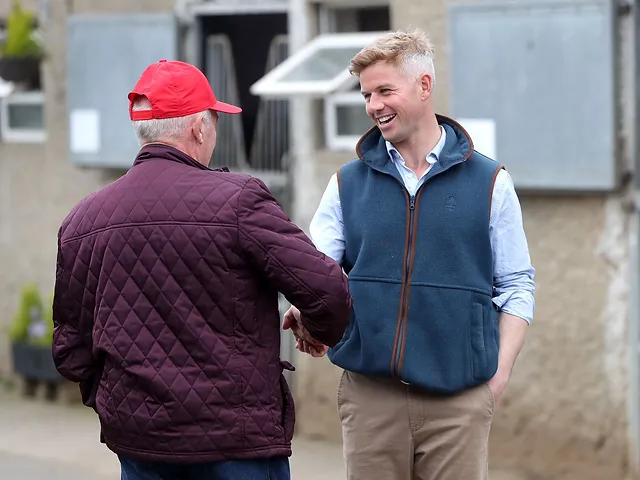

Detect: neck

[393,114,441,171]
[143,139,206,166]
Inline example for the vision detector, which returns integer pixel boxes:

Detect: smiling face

[359,60,434,146]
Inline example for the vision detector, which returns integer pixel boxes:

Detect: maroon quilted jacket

[52,144,351,463]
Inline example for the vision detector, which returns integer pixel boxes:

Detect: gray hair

[131,97,213,145]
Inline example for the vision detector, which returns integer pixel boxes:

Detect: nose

[367,94,384,116]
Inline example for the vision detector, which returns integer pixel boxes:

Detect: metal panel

[67,13,178,169]
[448,0,616,191]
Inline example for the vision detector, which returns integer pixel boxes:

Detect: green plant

[0,1,44,58]
[32,292,54,347]
[8,283,43,343]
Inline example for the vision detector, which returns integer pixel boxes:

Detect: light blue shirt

[309,127,536,323]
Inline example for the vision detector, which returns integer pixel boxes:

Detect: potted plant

[0,0,44,89]
[8,284,62,399]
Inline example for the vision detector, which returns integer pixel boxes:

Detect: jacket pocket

[80,353,105,412]
[279,360,295,443]
[469,302,487,380]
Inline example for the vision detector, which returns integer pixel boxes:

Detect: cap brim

[213,100,242,114]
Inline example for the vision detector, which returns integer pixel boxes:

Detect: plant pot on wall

[11,341,61,383]
[0,56,40,89]
[7,284,63,400]
[0,1,44,90]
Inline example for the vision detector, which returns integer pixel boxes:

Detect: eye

[380,89,391,95]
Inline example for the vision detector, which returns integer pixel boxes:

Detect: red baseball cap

[128,59,241,120]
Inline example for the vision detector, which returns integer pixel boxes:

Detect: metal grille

[249,34,290,173]
[205,34,247,169]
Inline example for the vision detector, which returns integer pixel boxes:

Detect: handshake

[282,305,329,358]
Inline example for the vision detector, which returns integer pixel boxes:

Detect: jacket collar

[133,143,229,172]
[355,114,474,179]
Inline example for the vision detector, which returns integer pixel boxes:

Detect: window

[1,91,45,143]
[249,6,390,151]
[325,91,373,150]
[249,32,386,97]
[318,6,390,151]
[319,5,390,33]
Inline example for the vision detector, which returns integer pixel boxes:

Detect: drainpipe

[174,0,200,66]
[288,0,317,233]
[282,0,317,380]
[175,0,194,23]
[631,0,640,471]
[38,0,51,24]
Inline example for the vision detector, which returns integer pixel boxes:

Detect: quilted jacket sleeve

[237,177,351,347]
[52,227,99,397]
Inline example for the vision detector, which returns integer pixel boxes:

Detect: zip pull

[410,196,415,210]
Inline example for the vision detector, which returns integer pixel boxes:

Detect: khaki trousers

[337,370,494,480]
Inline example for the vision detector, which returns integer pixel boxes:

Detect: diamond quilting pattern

[52,145,350,462]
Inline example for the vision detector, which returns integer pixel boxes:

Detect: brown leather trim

[489,164,505,216]
[435,114,474,161]
[356,114,476,162]
[396,188,424,375]
[390,189,412,377]
[355,125,378,160]
[356,114,476,161]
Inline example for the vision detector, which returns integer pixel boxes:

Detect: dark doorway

[356,6,391,31]
[200,13,288,162]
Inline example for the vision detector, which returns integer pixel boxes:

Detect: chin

[380,131,399,144]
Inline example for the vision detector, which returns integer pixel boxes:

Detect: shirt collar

[385,125,446,166]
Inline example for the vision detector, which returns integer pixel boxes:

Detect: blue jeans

[119,455,290,480]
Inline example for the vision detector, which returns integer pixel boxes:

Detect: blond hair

[349,29,436,85]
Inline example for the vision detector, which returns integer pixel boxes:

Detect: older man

[52,59,351,480]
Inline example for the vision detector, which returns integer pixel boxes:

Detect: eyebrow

[361,84,395,95]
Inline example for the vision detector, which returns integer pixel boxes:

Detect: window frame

[249,31,386,97]
[0,91,46,144]
[324,91,372,151]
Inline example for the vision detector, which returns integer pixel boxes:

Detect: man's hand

[487,312,529,407]
[283,306,328,357]
[486,368,510,406]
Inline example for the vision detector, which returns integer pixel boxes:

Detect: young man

[287,29,535,479]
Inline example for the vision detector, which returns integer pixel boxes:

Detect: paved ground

[0,451,111,480]
[0,387,347,480]
[0,386,526,479]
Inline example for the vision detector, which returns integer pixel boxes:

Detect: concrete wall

[0,0,636,477]
[395,1,635,477]
[291,1,639,479]
[0,0,38,17]
[0,0,173,375]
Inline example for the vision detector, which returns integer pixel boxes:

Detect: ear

[191,115,205,144]
[419,73,433,101]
